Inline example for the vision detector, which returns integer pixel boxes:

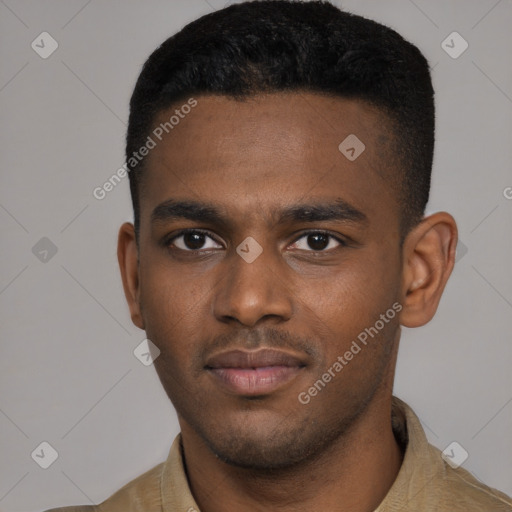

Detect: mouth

[205,348,306,396]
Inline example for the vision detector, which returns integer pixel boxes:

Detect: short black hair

[126,0,434,242]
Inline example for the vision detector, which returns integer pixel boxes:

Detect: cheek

[138,261,204,353]
[140,253,200,314]
[299,274,399,408]
[140,270,204,400]
[307,250,400,354]
[323,256,394,309]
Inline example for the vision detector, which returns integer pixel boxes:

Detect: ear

[117,222,145,330]
[399,212,458,328]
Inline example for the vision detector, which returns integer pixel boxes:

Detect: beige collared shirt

[45,396,512,511]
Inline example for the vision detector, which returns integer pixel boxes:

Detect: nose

[212,240,293,327]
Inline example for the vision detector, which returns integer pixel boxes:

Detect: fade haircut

[126,0,435,243]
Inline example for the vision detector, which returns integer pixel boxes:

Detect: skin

[118,92,457,512]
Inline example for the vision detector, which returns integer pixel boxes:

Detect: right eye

[167,229,223,252]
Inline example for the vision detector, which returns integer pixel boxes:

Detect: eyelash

[164,228,347,253]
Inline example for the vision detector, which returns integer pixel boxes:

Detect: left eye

[290,232,343,252]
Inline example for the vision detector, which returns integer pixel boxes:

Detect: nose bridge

[213,238,292,326]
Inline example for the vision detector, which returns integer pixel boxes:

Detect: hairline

[131,90,414,248]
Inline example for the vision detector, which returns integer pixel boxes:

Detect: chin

[209,435,315,470]
[198,412,348,471]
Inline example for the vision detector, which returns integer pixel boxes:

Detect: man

[46,1,512,510]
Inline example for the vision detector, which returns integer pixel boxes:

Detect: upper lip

[205,348,306,369]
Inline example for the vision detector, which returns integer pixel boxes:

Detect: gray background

[1,0,511,510]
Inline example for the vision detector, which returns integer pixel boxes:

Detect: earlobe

[399,212,457,328]
[117,222,145,330]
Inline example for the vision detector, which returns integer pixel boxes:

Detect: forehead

[139,92,398,229]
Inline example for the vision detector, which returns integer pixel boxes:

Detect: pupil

[184,232,205,250]
[308,233,328,250]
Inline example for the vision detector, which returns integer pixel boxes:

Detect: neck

[180,391,403,512]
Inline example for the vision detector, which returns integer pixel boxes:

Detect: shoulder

[387,398,512,511]
[43,509,95,512]
[42,462,165,512]
[426,443,512,511]
[43,507,97,512]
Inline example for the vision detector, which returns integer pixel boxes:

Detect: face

[130,93,405,469]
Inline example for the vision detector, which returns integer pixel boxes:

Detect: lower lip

[208,366,302,396]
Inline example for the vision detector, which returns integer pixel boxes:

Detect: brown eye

[306,233,329,250]
[183,232,206,250]
[169,230,222,251]
[290,232,344,252]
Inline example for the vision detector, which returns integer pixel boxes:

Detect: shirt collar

[160,396,431,511]
[161,434,201,511]
[374,396,438,511]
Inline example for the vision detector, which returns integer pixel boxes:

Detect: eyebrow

[150,198,368,228]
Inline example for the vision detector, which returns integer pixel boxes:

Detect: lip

[205,348,306,396]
